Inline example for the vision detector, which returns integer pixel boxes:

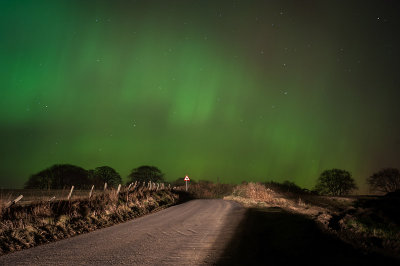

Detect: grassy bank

[219,182,399,260]
[0,188,188,255]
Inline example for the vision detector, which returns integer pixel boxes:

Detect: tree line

[314,167,400,195]
[24,164,165,189]
[25,164,400,196]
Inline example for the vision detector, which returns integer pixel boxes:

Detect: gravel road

[0,199,245,266]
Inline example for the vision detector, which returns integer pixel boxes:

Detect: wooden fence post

[89,185,94,199]
[5,195,23,208]
[67,186,74,200]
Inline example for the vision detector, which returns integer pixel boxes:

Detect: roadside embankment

[224,182,400,260]
[0,188,189,255]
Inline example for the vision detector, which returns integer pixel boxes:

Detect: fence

[0,181,172,208]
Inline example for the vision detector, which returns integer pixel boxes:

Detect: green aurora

[1,1,399,191]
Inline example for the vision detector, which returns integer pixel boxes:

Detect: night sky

[1,1,400,191]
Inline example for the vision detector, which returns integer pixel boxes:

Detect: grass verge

[0,188,189,255]
[222,182,400,260]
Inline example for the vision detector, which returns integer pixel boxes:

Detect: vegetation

[314,169,357,196]
[127,165,165,184]
[0,186,185,255]
[25,164,90,189]
[15,163,400,260]
[171,177,195,187]
[188,181,234,199]
[264,180,311,194]
[89,166,122,188]
[224,181,400,259]
[368,168,400,194]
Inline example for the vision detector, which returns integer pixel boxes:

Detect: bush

[264,181,309,194]
[188,181,233,199]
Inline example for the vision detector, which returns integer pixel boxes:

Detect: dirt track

[0,199,245,265]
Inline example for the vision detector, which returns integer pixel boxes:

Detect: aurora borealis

[1,1,399,192]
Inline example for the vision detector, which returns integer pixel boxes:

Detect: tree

[25,164,90,189]
[127,165,165,184]
[368,168,400,194]
[89,166,122,188]
[315,169,357,196]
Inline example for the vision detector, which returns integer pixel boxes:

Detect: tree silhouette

[127,165,165,184]
[25,164,90,189]
[89,166,122,188]
[315,169,357,196]
[368,168,400,194]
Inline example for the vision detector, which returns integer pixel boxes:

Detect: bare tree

[368,168,400,194]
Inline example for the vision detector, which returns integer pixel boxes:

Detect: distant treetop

[89,166,122,188]
[368,168,400,194]
[25,164,90,189]
[127,165,165,184]
[314,169,357,196]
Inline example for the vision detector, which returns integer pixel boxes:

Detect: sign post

[184,175,190,191]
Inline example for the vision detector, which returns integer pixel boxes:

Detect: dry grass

[231,182,288,205]
[223,182,400,259]
[176,182,234,199]
[0,187,185,255]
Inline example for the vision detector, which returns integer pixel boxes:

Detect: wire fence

[0,181,172,208]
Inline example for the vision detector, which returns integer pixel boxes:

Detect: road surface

[0,199,245,265]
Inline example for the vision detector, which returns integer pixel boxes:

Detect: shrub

[264,180,309,194]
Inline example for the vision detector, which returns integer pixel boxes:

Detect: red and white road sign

[184,176,190,181]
